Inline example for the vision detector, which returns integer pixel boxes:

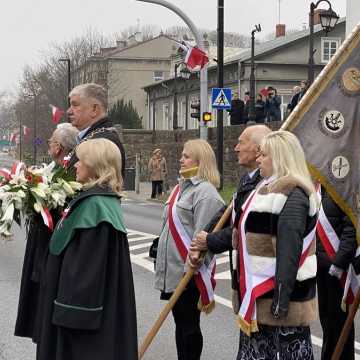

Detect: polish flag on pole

[9,133,17,144]
[23,126,30,137]
[50,105,65,124]
[177,41,209,71]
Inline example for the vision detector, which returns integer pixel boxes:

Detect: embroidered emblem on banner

[338,67,360,96]
[319,109,346,137]
[330,156,350,179]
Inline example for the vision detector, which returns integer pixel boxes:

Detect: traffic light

[190,102,200,120]
[202,112,212,122]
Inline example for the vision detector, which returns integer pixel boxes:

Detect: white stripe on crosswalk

[128,235,154,242]
[129,242,153,251]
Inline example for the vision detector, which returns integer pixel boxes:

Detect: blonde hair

[75,138,123,195]
[183,139,220,188]
[260,130,316,196]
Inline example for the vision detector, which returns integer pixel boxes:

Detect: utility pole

[33,94,37,165]
[217,0,224,189]
[18,110,22,161]
[173,63,180,130]
[249,24,261,123]
[137,0,208,140]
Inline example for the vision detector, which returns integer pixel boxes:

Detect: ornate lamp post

[249,24,261,123]
[308,0,339,84]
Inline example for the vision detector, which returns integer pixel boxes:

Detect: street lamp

[248,24,261,123]
[308,0,339,84]
[58,58,71,108]
[173,63,191,130]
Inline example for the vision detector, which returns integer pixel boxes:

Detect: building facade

[72,35,176,128]
[143,19,346,130]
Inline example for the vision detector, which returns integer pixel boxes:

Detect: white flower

[68,181,83,191]
[1,203,14,223]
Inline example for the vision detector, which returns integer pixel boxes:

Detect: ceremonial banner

[282,23,360,241]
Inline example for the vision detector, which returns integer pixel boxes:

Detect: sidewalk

[123,182,171,203]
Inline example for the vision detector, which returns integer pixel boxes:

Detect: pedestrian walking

[148,148,167,198]
[36,138,137,360]
[15,123,79,343]
[154,139,224,360]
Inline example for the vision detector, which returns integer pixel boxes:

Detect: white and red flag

[23,126,30,137]
[177,41,209,70]
[50,105,65,124]
[9,133,17,144]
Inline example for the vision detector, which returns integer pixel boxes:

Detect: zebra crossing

[127,228,232,279]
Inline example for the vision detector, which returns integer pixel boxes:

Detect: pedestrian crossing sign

[211,88,232,109]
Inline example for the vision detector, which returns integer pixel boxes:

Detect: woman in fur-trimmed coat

[236,130,318,360]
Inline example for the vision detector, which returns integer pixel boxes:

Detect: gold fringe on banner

[197,298,215,314]
[237,315,259,337]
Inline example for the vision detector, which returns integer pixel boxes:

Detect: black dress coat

[15,211,60,342]
[36,188,138,360]
[67,117,126,178]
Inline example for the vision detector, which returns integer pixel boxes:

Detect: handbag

[149,237,159,259]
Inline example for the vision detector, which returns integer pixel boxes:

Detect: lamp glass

[319,9,339,32]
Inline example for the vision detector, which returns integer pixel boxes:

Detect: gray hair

[69,83,108,111]
[54,123,79,153]
[247,124,272,145]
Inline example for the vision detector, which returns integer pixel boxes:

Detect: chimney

[275,24,286,38]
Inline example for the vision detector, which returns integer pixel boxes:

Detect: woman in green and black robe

[36,138,137,360]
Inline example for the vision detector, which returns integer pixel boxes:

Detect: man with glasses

[15,123,78,343]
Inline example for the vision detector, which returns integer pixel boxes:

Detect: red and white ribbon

[316,185,359,306]
[167,185,216,306]
[238,179,316,334]
[0,168,11,181]
[11,162,25,177]
[40,206,54,231]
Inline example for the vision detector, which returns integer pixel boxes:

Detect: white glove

[329,264,343,279]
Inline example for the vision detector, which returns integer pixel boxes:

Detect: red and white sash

[237,179,316,335]
[167,185,216,307]
[316,185,359,307]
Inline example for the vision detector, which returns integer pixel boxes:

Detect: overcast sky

[2,0,346,93]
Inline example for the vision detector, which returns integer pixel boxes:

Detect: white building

[347,0,360,35]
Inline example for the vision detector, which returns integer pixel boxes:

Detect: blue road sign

[211,88,232,109]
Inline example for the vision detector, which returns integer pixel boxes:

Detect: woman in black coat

[36,138,137,360]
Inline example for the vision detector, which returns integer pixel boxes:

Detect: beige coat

[148,156,167,181]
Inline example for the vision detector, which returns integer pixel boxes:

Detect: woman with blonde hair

[155,139,224,360]
[236,130,318,360]
[37,138,137,360]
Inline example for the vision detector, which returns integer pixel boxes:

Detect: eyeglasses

[47,139,59,146]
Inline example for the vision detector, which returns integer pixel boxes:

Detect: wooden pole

[331,287,360,360]
[138,204,233,359]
